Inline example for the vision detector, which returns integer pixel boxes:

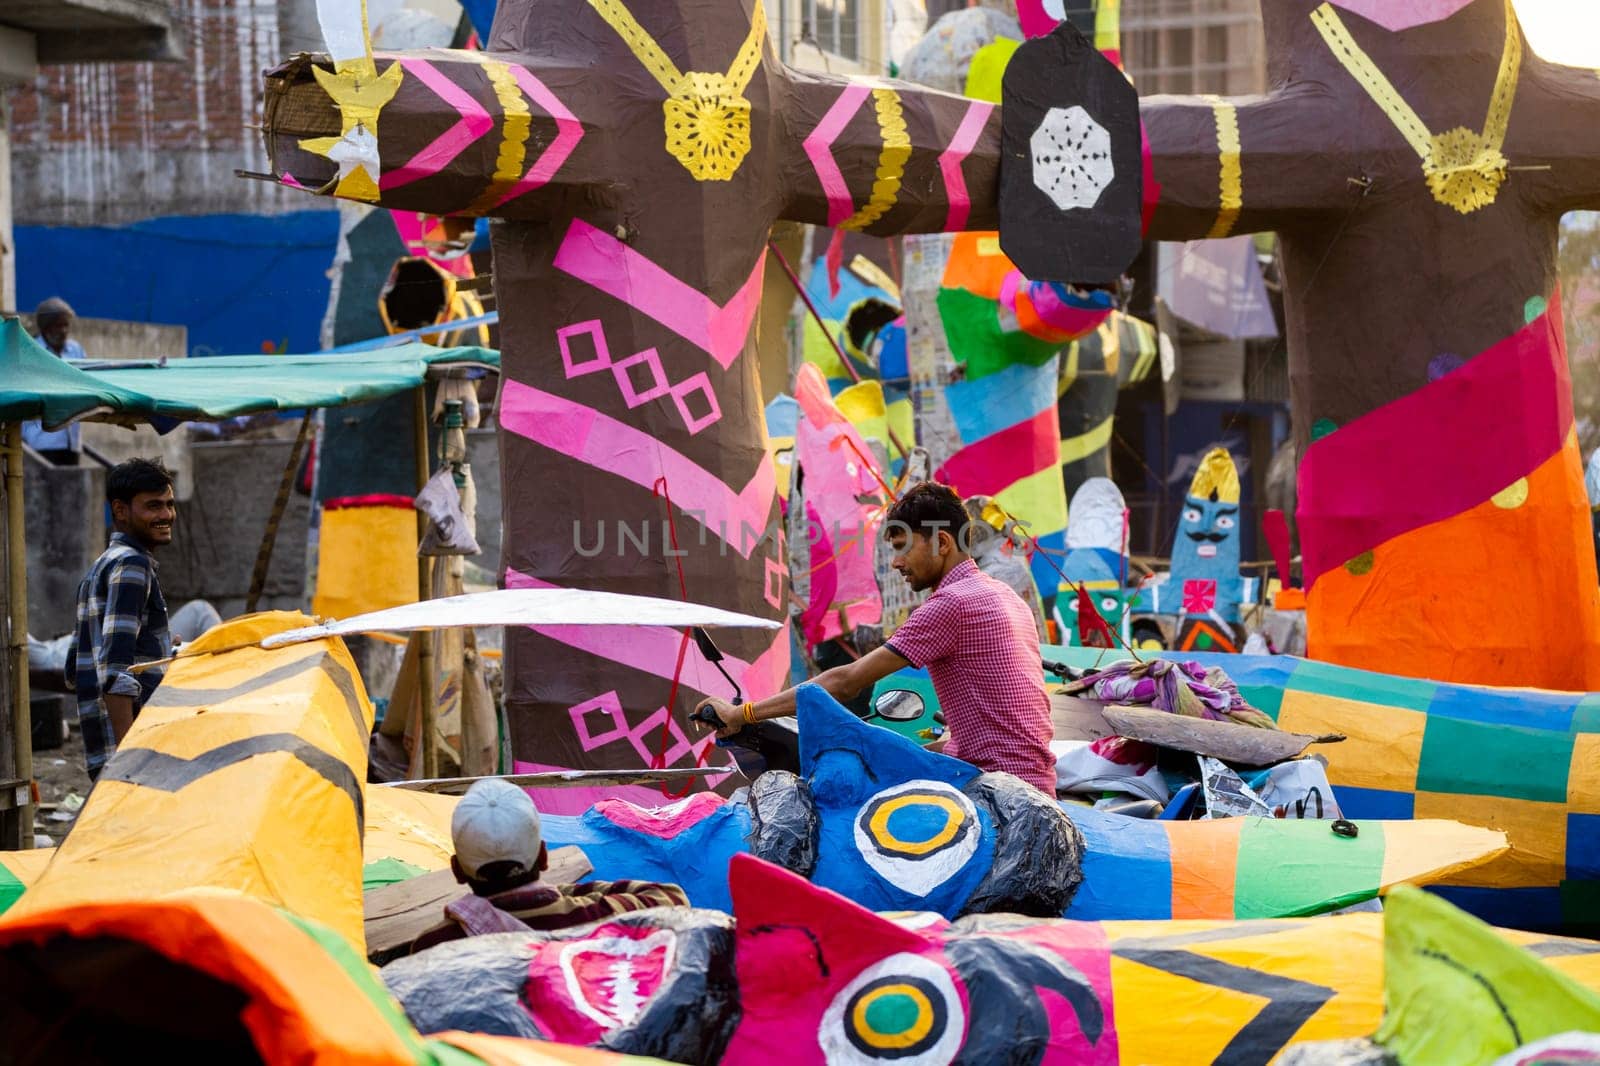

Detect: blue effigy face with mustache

[1170,449,1243,624]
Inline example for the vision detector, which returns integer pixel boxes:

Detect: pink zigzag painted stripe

[505,567,791,703]
[491,65,584,210]
[382,59,494,191]
[939,101,993,232]
[499,378,777,558]
[552,219,765,370]
[505,770,699,816]
[803,82,873,227]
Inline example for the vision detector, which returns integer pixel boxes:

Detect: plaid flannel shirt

[886,559,1056,793]
[67,532,170,779]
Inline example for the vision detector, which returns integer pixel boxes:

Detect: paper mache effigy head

[1060,551,1127,646]
[1170,447,1244,637]
[1058,478,1130,644]
[758,686,1084,918]
[538,685,1085,919]
[1066,477,1128,579]
[384,855,1111,1064]
[384,906,741,1062]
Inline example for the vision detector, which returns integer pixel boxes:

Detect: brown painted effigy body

[1138,0,1600,688]
[260,3,1140,800]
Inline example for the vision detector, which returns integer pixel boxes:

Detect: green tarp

[0,318,498,427]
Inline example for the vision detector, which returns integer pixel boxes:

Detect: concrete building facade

[1121,0,1265,96]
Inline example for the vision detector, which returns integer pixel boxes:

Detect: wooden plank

[364,868,467,961]
[1050,693,1115,743]
[545,845,596,885]
[363,845,593,961]
[1100,704,1343,766]
[378,766,731,794]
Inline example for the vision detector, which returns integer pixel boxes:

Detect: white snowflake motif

[1028,105,1114,211]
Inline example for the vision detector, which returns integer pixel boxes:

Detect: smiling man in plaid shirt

[67,458,175,781]
[698,482,1055,793]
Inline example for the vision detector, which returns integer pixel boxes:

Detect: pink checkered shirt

[886,559,1055,793]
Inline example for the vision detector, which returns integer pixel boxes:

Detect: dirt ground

[32,719,91,847]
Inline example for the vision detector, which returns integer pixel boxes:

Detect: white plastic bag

[1249,757,1343,820]
[415,467,480,556]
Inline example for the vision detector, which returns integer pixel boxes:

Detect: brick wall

[7,0,312,225]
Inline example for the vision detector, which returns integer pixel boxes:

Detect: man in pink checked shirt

[696,481,1056,794]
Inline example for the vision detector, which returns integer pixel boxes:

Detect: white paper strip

[317,0,371,66]
[261,586,782,648]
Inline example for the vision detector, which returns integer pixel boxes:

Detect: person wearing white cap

[450,777,547,888]
[410,779,689,954]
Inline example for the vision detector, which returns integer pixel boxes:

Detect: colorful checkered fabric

[1048,644,1600,932]
[887,560,1055,792]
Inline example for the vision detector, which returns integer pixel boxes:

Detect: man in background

[22,297,87,465]
[67,458,175,780]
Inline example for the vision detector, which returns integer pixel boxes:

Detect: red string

[834,434,897,499]
[992,504,1145,663]
[650,475,712,798]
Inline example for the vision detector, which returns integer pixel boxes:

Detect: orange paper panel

[1307,441,1600,691]
[1166,817,1242,918]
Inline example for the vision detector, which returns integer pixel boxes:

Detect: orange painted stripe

[1308,438,1600,691]
[1166,817,1242,919]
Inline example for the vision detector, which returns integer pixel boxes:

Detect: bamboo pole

[3,424,33,849]
[413,386,438,780]
[245,411,314,614]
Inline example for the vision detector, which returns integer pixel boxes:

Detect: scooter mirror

[872,690,925,722]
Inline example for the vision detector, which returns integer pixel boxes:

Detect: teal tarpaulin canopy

[0,319,498,428]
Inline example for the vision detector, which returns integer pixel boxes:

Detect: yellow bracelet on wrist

[742,701,756,725]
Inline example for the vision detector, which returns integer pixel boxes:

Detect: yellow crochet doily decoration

[1311,0,1521,216]
[587,0,768,181]
[1423,127,1509,216]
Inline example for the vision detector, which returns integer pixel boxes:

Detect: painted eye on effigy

[853,780,980,896]
[819,952,965,1066]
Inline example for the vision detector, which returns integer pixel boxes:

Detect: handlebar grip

[691,704,724,726]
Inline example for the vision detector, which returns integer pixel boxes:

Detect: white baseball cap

[451,779,543,880]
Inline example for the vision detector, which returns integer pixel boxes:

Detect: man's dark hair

[106,458,173,506]
[885,481,972,546]
[464,858,541,897]
[35,296,74,324]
